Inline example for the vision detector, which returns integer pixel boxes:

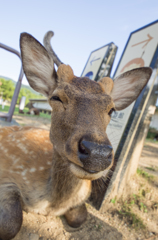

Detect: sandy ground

[139,141,158,176]
[13,115,51,130]
[0,115,158,240]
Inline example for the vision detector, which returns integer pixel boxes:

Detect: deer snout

[78,139,113,173]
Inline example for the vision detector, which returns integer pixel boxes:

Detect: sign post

[81,43,117,81]
[89,20,158,209]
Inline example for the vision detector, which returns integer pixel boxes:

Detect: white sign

[81,45,109,80]
[107,21,158,152]
[19,96,26,110]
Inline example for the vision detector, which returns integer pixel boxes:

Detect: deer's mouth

[70,163,109,180]
[86,169,99,174]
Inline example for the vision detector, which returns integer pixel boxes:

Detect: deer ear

[20,32,56,97]
[111,67,152,110]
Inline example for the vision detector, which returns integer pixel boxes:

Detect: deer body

[0,31,152,240]
[0,126,91,216]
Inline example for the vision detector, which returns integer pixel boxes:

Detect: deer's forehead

[55,79,113,107]
[70,77,104,94]
[57,77,104,95]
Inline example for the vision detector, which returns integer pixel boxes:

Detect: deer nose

[78,139,113,173]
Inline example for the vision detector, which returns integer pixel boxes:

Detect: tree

[18,87,45,105]
[0,78,15,100]
[0,78,45,106]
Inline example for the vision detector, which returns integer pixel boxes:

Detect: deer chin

[70,163,109,180]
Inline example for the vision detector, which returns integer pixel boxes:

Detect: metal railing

[0,43,24,122]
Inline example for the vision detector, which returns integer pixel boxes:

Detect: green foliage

[0,78,44,105]
[145,167,156,171]
[17,87,44,105]
[146,127,158,140]
[0,104,51,119]
[152,202,158,211]
[131,193,148,212]
[137,168,154,182]
[117,197,146,230]
[130,200,135,205]
[111,197,117,204]
[94,224,102,231]
[118,206,145,230]
[0,78,15,100]
[139,202,148,213]
[139,188,146,197]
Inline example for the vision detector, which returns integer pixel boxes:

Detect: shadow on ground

[14,210,124,240]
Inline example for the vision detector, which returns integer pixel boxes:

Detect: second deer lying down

[0,31,152,240]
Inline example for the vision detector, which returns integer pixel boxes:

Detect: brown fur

[0,32,152,240]
[57,64,74,82]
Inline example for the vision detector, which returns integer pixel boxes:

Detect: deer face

[49,71,115,180]
[20,32,152,180]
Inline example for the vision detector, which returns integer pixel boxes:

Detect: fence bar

[0,42,24,122]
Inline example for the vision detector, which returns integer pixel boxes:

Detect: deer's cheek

[103,113,111,127]
[49,102,63,111]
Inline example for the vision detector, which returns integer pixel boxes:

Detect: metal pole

[0,43,24,122]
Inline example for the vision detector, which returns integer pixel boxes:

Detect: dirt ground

[13,115,51,130]
[1,115,158,240]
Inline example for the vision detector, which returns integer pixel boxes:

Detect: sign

[19,96,26,110]
[90,20,158,210]
[81,43,117,81]
[107,20,158,153]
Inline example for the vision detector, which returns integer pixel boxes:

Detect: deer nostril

[78,140,89,155]
[78,139,113,173]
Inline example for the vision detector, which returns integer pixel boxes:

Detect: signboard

[81,43,117,81]
[89,20,158,210]
[107,20,158,153]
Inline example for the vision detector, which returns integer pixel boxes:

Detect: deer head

[20,31,152,181]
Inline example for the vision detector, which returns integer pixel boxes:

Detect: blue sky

[0,0,158,86]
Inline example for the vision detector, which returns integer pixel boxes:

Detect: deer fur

[0,31,152,240]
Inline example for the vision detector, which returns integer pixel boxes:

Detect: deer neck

[48,149,91,205]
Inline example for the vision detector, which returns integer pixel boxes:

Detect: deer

[0,31,152,240]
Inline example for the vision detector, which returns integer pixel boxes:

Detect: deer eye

[50,96,62,103]
[108,108,115,116]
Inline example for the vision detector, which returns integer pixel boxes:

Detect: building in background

[27,99,51,114]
